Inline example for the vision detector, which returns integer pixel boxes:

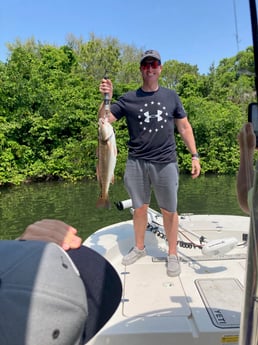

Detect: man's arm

[237,123,256,214]
[175,117,201,178]
[97,101,117,122]
[175,117,197,154]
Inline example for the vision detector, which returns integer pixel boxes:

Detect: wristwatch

[191,153,199,159]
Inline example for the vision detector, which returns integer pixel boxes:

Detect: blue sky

[0,0,254,74]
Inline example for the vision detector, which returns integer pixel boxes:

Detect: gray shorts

[124,158,179,212]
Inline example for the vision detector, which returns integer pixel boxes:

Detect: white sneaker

[122,246,146,265]
[167,255,181,277]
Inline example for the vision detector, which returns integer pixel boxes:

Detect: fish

[96,117,117,208]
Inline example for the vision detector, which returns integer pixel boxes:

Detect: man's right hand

[99,78,113,99]
[18,219,82,251]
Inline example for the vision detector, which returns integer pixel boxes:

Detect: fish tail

[96,196,112,209]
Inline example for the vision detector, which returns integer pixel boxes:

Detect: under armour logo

[143,110,163,123]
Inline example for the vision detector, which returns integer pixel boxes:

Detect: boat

[84,1,258,343]
[84,202,251,345]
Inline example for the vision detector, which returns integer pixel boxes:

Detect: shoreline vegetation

[0,36,257,187]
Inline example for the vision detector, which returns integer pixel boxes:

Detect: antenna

[233,0,240,52]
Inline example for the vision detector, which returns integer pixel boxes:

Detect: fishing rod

[115,199,240,256]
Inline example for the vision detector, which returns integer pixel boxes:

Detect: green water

[0,175,246,240]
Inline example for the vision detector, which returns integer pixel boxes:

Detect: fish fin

[96,165,100,181]
[96,197,111,209]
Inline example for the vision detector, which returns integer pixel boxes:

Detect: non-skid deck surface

[195,278,243,328]
[122,261,191,318]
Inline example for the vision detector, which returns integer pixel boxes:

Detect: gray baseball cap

[140,50,161,64]
[0,241,88,345]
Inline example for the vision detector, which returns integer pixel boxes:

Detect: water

[0,175,246,240]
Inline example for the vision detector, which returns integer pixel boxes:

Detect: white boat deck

[84,213,250,345]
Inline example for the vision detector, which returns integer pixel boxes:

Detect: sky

[0,0,254,74]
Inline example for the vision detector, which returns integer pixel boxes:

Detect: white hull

[84,212,250,345]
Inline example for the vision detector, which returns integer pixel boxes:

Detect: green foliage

[161,60,199,89]
[177,97,243,174]
[0,36,256,185]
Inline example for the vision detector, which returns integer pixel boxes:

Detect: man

[0,219,122,344]
[99,50,201,277]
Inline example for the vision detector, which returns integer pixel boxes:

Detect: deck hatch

[195,278,243,329]
[123,263,191,317]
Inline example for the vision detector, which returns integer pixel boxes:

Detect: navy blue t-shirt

[111,87,186,163]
